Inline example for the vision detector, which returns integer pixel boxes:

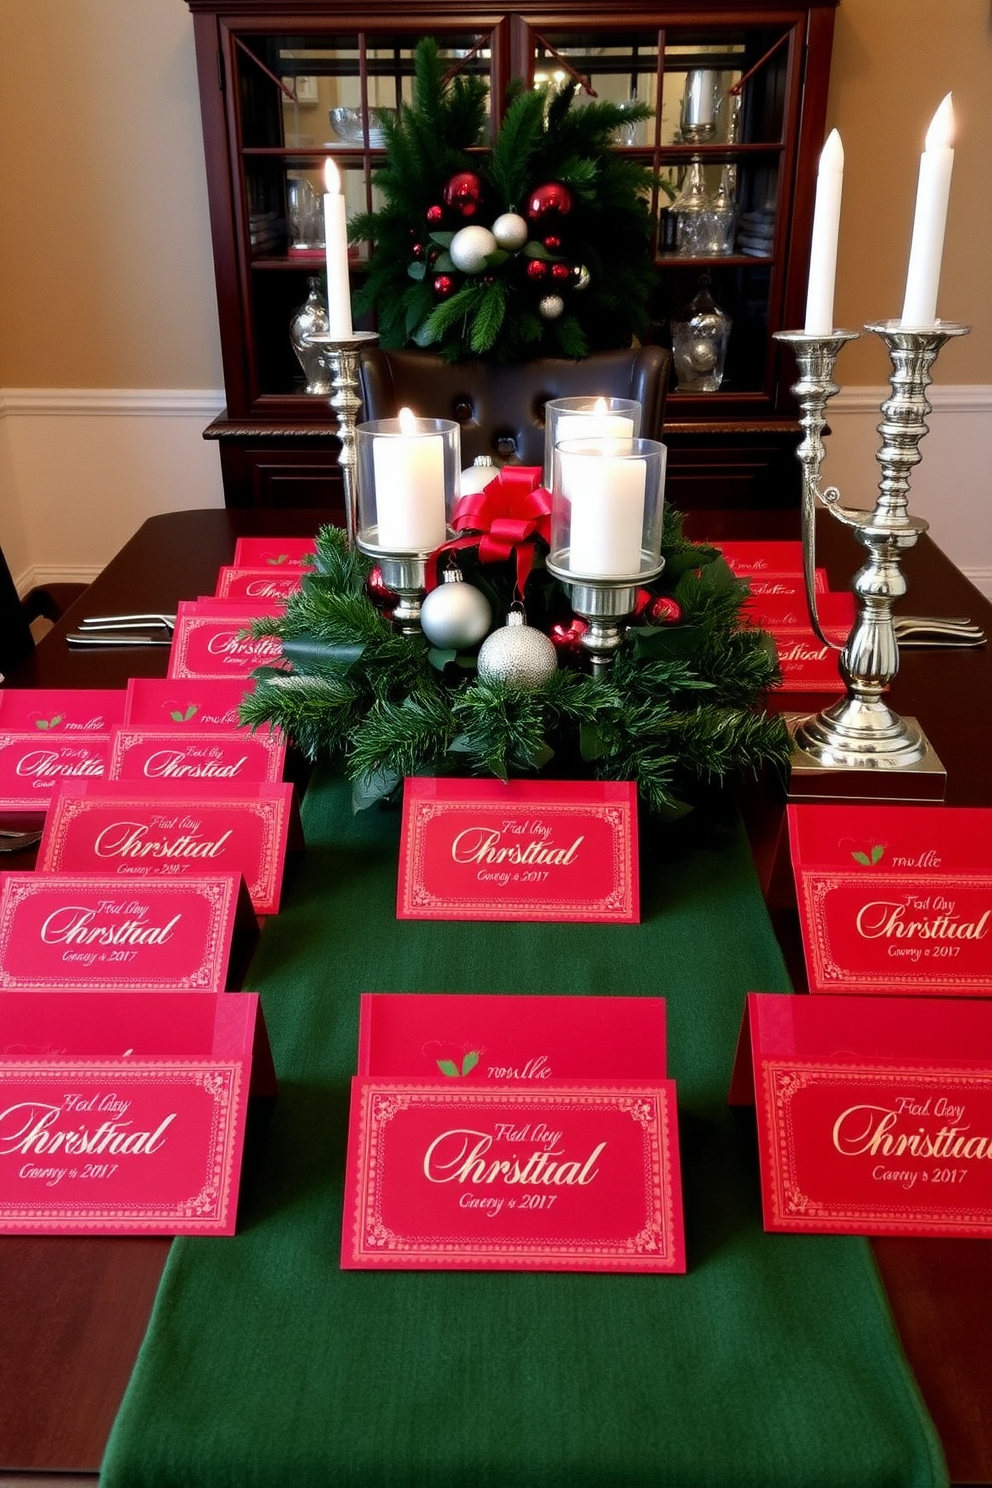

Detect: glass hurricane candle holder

[546,436,667,674]
[355,413,460,633]
[542,396,642,488]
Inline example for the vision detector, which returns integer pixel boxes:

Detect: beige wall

[826,0,992,384]
[0,0,988,391]
[0,0,222,389]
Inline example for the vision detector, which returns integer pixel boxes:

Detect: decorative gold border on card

[0,731,110,811]
[799,871,992,991]
[0,1060,244,1231]
[169,615,284,680]
[40,790,288,913]
[108,728,285,785]
[348,1083,679,1269]
[0,875,236,992]
[399,797,637,922]
[760,1059,992,1235]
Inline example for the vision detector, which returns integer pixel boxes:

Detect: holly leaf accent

[871,844,885,864]
[184,704,198,721]
[461,1051,480,1075]
[851,850,871,866]
[437,1059,460,1077]
[170,710,185,722]
[267,555,289,565]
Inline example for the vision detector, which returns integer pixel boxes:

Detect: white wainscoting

[1,384,989,598]
[0,388,226,593]
[824,385,992,599]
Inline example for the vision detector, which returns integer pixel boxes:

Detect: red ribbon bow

[437,465,552,594]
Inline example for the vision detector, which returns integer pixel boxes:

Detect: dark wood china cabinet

[184,0,838,512]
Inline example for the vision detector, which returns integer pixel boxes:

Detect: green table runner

[101,774,947,1488]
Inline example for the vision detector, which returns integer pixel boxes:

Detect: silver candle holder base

[304,330,379,548]
[775,320,968,795]
[546,557,665,675]
[355,537,433,636]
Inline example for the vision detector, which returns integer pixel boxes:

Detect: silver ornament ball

[449,224,497,275]
[572,264,591,293]
[538,294,565,320]
[420,568,492,649]
[477,610,558,690]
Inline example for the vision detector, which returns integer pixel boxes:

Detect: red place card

[708,541,827,590]
[125,678,256,731]
[108,726,286,785]
[789,804,992,995]
[744,590,854,635]
[0,872,258,993]
[168,601,285,680]
[341,1078,684,1271]
[0,689,127,813]
[772,631,846,694]
[215,566,304,602]
[397,778,639,923]
[0,990,267,1234]
[37,781,300,916]
[233,536,316,568]
[741,991,992,1237]
[358,993,666,1080]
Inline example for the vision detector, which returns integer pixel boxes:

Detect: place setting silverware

[892,614,987,648]
[67,612,177,648]
[0,828,43,853]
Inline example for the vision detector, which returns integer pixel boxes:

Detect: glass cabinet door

[517,19,803,402]
[227,25,502,400]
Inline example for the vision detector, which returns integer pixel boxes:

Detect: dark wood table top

[2,506,991,1485]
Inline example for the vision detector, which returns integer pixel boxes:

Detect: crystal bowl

[328,106,394,147]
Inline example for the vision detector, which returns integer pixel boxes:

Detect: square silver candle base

[786,715,947,802]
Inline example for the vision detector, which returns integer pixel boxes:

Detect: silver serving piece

[775,319,970,778]
[354,545,434,636]
[304,330,379,548]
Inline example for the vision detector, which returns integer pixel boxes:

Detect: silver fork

[78,612,176,632]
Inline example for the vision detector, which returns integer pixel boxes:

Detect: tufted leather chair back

[358,346,671,468]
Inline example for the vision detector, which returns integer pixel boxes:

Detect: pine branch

[347,691,455,784]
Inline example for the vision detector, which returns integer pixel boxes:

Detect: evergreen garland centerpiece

[349,39,658,362]
[240,510,790,817]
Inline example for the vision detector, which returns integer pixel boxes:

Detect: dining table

[1,503,991,1488]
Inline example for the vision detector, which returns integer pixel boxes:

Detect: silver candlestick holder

[304,330,379,548]
[545,563,665,675]
[353,544,434,636]
[775,319,969,790]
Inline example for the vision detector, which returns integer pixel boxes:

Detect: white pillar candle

[555,397,636,444]
[561,446,646,578]
[900,93,955,329]
[372,407,447,552]
[323,158,353,338]
[804,129,844,335]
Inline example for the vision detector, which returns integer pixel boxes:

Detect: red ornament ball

[433,274,456,298]
[527,182,574,222]
[525,259,549,283]
[549,618,588,656]
[366,566,398,611]
[550,261,572,284]
[443,171,483,219]
[411,242,424,260]
[425,204,444,226]
[543,234,562,253]
[633,587,653,619]
[648,595,683,625]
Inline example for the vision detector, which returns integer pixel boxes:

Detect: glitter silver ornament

[476,608,558,690]
[538,294,565,320]
[420,564,492,649]
[572,263,591,292]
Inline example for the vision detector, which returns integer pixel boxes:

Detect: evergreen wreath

[349,38,659,362]
[239,511,790,818]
